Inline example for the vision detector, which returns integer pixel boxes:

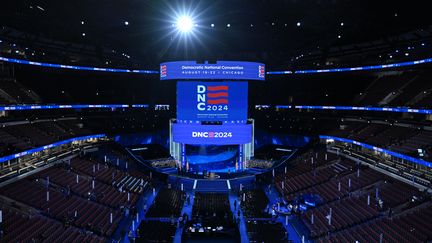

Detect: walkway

[229,192,249,243]
[173,190,195,243]
[264,184,305,243]
[120,185,160,243]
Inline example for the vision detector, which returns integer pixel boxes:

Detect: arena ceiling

[1,0,431,65]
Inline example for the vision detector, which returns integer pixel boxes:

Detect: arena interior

[1,1,432,242]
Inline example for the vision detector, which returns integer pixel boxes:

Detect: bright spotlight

[176,16,194,33]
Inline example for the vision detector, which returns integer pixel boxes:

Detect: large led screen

[160,61,265,81]
[177,81,248,122]
[172,124,252,145]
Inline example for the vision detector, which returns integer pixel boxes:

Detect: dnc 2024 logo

[196,84,229,111]
[192,131,233,138]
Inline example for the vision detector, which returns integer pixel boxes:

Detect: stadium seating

[0,78,40,104]
[357,72,419,106]
[284,167,383,204]
[240,189,270,218]
[0,148,150,239]
[273,149,427,241]
[33,165,140,208]
[2,3,432,243]
[302,195,380,238]
[0,130,32,156]
[246,220,290,243]
[364,126,418,147]
[70,157,146,194]
[0,206,106,242]
[389,72,431,106]
[146,188,186,218]
[275,152,348,196]
[0,120,91,157]
[318,205,432,242]
[192,192,233,226]
[326,121,432,160]
[0,179,122,236]
[389,130,432,156]
[136,220,177,243]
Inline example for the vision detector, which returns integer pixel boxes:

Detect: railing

[319,135,432,168]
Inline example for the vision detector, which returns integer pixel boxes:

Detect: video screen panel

[160,61,265,81]
[177,81,248,122]
[172,123,252,145]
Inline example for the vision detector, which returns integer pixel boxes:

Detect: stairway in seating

[115,175,144,193]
